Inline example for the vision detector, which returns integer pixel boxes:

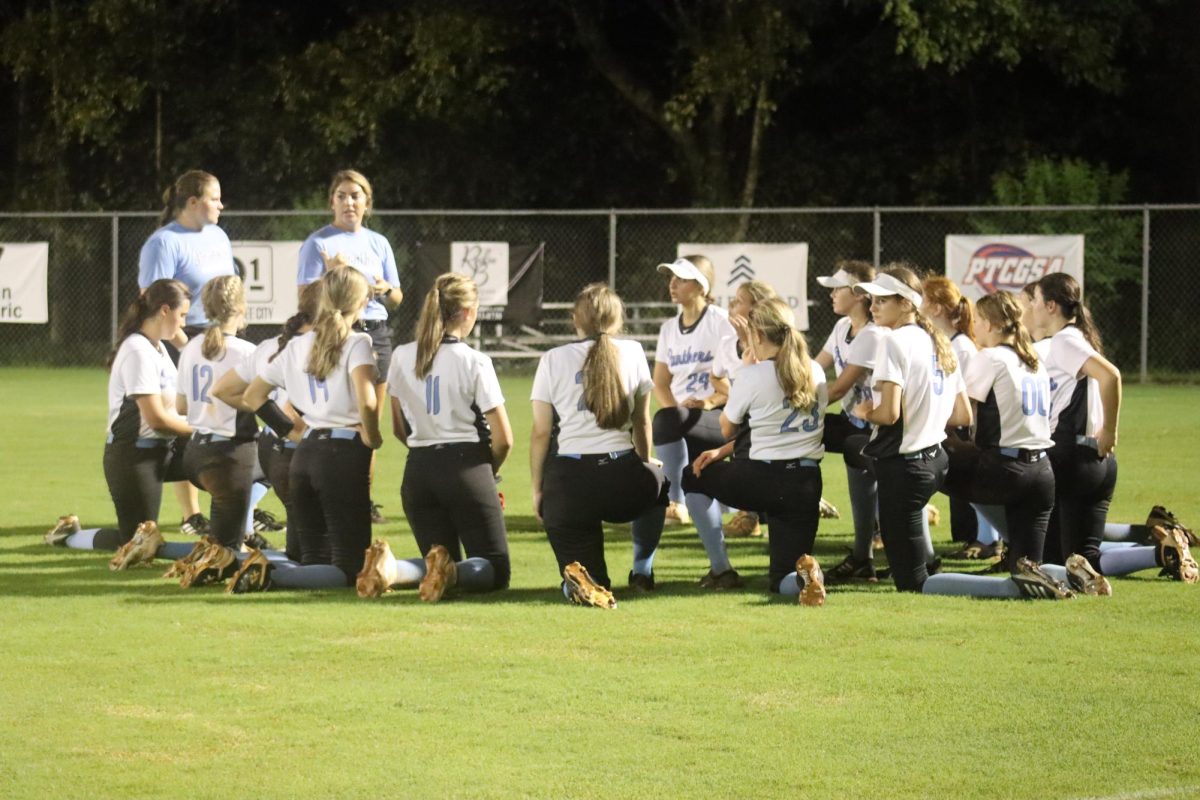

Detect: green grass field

[1,367,1198,799]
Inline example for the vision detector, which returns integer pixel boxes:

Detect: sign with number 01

[231,241,302,325]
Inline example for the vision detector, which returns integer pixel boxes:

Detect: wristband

[255,400,295,439]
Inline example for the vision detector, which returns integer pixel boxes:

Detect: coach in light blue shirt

[138,169,235,333]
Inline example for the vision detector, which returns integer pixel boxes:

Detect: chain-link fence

[1,205,1196,379]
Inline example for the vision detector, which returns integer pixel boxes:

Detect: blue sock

[972,504,1009,542]
[923,573,1022,598]
[1103,523,1147,542]
[64,529,100,550]
[244,481,270,534]
[657,440,687,505]
[685,492,731,574]
[393,557,425,586]
[1098,545,1158,576]
[921,510,935,562]
[1099,541,1136,551]
[974,509,1000,545]
[778,572,803,596]
[846,467,877,561]
[270,564,350,589]
[156,541,196,560]
[631,505,665,575]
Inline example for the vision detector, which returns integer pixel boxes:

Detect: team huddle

[44,169,1200,607]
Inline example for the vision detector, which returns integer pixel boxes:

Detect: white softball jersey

[532,338,653,455]
[107,334,179,441]
[260,330,375,429]
[176,335,257,438]
[655,305,735,403]
[950,332,977,372]
[235,337,289,408]
[723,359,827,461]
[820,317,884,424]
[711,333,743,382]
[963,346,1054,451]
[866,324,963,456]
[1045,325,1105,439]
[1034,338,1052,364]
[388,339,505,448]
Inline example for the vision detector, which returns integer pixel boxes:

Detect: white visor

[853,273,923,306]
[816,268,855,288]
[656,258,710,296]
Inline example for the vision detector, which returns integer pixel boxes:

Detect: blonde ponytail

[308,267,369,381]
[977,291,1039,372]
[573,283,629,430]
[750,299,817,411]
[199,275,245,360]
[414,273,479,379]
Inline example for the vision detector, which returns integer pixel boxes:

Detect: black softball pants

[942,445,1055,566]
[681,458,823,592]
[102,437,188,546]
[541,452,669,589]
[401,442,510,590]
[259,433,299,560]
[875,446,948,592]
[652,407,725,455]
[1045,441,1117,571]
[184,435,257,549]
[289,431,372,583]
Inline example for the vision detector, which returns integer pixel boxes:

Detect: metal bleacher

[472,301,676,360]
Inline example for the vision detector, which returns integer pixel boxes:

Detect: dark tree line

[0,0,1196,211]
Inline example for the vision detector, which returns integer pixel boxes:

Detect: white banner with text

[676,243,809,330]
[0,242,49,323]
[945,235,1084,301]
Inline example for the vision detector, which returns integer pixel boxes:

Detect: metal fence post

[872,207,881,268]
[111,214,120,346]
[1140,206,1150,383]
[608,211,617,290]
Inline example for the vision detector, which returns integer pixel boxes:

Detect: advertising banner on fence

[0,242,49,323]
[676,243,809,330]
[451,242,510,311]
[231,241,302,325]
[945,235,1084,301]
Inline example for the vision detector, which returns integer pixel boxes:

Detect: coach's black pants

[401,442,510,590]
[259,433,299,560]
[875,446,948,592]
[102,437,187,545]
[184,436,257,549]
[942,444,1055,566]
[541,452,668,589]
[681,457,823,592]
[289,433,372,583]
[1045,441,1117,571]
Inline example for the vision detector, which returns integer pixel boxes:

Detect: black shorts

[355,320,392,384]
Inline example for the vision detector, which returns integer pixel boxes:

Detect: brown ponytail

[749,299,817,411]
[1037,272,1103,355]
[884,264,958,374]
[976,292,1039,372]
[108,279,190,368]
[681,254,717,304]
[199,275,245,360]
[414,273,479,379]
[922,275,976,344]
[271,281,324,363]
[308,267,369,381]
[573,283,630,430]
[159,170,216,227]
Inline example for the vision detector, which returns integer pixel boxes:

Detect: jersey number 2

[780,404,820,434]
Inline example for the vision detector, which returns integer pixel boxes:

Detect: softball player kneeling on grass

[213,282,323,562]
[531,283,669,608]
[353,273,513,602]
[230,267,383,593]
[175,276,258,552]
[852,266,972,593]
[46,280,196,564]
[687,299,829,604]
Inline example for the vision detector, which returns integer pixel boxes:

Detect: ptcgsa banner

[0,243,49,323]
[945,235,1084,301]
[676,243,809,330]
